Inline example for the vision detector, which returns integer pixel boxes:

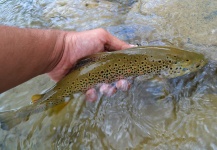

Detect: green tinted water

[0,0,217,149]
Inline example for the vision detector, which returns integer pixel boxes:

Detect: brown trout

[0,46,207,130]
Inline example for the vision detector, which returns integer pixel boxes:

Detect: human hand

[47,28,133,102]
[48,28,132,81]
[0,26,132,93]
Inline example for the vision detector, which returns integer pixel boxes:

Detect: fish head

[161,50,207,78]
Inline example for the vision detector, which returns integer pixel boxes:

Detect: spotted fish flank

[0,46,207,130]
[56,46,206,93]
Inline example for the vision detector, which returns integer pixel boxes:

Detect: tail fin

[0,110,24,130]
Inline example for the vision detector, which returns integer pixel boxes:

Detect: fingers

[104,34,132,51]
[94,28,132,51]
[85,88,98,102]
[115,79,131,91]
[99,83,117,97]
[85,79,131,102]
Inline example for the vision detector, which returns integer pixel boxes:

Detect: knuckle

[96,28,108,35]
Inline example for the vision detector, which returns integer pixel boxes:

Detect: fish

[0,46,207,130]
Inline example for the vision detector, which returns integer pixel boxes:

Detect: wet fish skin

[54,46,207,95]
[0,46,207,130]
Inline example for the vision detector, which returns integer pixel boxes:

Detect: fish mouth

[193,60,207,70]
[195,63,201,69]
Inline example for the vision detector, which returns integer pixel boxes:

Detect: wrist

[47,31,76,81]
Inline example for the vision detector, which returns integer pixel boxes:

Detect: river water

[0,0,217,149]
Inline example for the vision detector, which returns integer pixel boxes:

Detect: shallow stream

[0,0,217,149]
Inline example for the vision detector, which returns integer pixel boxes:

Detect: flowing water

[0,0,217,149]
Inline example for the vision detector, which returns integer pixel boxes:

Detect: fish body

[54,46,206,94]
[0,46,207,130]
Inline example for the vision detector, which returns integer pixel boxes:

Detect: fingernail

[130,44,138,47]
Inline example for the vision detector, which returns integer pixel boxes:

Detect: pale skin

[0,26,132,96]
